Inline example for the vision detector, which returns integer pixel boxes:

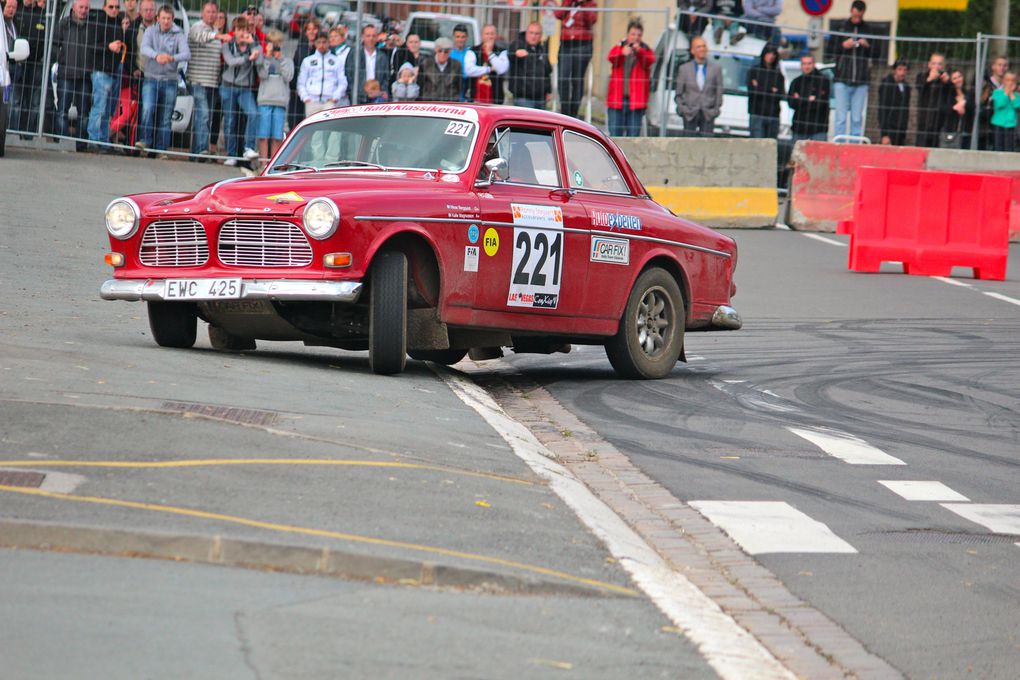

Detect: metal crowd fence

[4,0,1017,161]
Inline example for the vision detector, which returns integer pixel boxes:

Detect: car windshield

[268,115,478,174]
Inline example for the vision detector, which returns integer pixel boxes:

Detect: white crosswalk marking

[787,426,906,465]
[689,501,858,555]
[940,504,1020,535]
[878,480,969,502]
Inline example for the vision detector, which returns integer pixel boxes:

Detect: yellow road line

[0,484,637,597]
[0,458,532,486]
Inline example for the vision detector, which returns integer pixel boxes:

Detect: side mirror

[10,38,30,63]
[475,157,509,188]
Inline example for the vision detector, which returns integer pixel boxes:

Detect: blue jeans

[749,114,779,139]
[793,131,828,142]
[515,98,546,110]
[220,85,257,156]
[607,98,644,137]
[833,82,867,140]
[189,83,216,154]
[140,78,177,150]
[257,104,286,140]
[88,71,120,143]
[12,61,44,134]
[56,77,91,140]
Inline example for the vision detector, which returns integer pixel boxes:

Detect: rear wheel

[208,325,257,351]
[147,301,198,348]
[368,251,408,375]
[408,348,468,366]
[605,268,684,379]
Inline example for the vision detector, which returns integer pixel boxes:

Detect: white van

[400,12,479,56]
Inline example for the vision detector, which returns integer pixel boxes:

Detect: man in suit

[674,36,722,136]
[345,23,390,105]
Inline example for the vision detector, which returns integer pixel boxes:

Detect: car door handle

[548,188,576,200]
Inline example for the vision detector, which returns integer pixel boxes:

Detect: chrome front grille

[218,220,313,267]
[139,220,210,267]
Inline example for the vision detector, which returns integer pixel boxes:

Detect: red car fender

[623,246,693,323]
[362,221,448,308]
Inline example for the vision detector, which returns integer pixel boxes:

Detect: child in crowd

[990,71,1020,152]
[390,66,420,101]
[220,16,261,165]
[363,80,389,103]
[256,29,294,164]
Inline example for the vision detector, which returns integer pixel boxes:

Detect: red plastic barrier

[845,167,1010,280]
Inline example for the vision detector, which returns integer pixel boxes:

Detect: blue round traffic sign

[800,0,832,16]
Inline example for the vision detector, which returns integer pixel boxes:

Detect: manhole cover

[0,470,46,488]
[161,401,279,426]
[867,529,1019,545]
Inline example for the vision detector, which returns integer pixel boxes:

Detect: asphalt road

[3,145,1019,678]
[503,230,1020,679]
[0,147,714,679]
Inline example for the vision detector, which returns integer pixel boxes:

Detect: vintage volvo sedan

[101,103,741,379]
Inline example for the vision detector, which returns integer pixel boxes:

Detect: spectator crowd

[2,0,1018,160]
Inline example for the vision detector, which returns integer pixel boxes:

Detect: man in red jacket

[605,18,654,137]
[554,0,596,119]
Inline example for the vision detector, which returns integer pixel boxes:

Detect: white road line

[983,291,1020,307]
[436,368,796,680]
[878,480,969,502]
[689,501,857,554]
[801,233,848,247]
[786,426,906,465]
[931,276,973,288]
[940,504,1020,535]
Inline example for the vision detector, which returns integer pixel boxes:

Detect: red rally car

[100,103,741,379]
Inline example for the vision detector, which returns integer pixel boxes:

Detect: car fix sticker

[590,235,629,265]
[507,203,564,310]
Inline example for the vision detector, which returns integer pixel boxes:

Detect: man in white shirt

[463,24,508,104]
[297,30,346,117]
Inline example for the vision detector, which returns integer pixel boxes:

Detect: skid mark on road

[0,458,534,486]
[0,484,638,597]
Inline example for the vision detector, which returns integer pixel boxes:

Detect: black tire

[147,301,198,348]
[208,325,257,351]
[368,250,408,375]
[408,348,468,366]
[605,268,685,379]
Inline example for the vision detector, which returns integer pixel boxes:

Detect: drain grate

[867,529,1020,545]
[0,470,46,488]
[161,401,279,426]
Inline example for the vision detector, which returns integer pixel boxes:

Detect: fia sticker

[468,224,479,244]
[464,246,479,272]
[573,170,584,187]
[483,228,499,256]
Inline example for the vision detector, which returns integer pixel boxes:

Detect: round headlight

[105,198,140,239]
[302,198,340,239]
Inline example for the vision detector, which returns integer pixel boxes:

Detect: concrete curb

[0,519,619,598]
[466,364,904,680]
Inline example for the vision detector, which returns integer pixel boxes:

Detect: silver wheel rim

[635,286,672,358]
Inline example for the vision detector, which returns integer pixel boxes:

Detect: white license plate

[163,278,242,300]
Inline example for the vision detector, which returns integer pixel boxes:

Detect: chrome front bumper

[710,305,742,330]
[100,279,363,303]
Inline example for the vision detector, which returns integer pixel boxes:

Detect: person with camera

[990,71,1020,152]
[255,28,292,164]
[830,0,872,142]
[219,15,259,164]
[915,51,953,148]
[605,18,654,137]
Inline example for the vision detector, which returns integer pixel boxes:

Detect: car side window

[562,131,629,195]
[478,127,559,187]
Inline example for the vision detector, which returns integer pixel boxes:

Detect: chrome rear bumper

[100,279,363,303]
[710,305,742,330]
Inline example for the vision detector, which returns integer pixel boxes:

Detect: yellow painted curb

[648,186,778,219]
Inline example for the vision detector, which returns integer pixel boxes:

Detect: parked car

[646,25,844,139]
[287,0,352,36]
[100,104,741,378]
[55,0,192,141]
[400,12,478,56]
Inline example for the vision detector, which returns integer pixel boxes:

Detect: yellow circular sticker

[483,228,499,256]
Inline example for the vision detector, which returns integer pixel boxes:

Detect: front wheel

[368,251,408,375]
[605,268,685,379]
[147,301,198,348]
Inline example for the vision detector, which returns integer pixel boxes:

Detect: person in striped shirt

[187,1,230,158]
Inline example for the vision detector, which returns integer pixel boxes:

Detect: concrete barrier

[790,141,1020,240]
[612,137,778,229]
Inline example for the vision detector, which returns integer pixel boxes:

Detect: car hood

[144,171,470,217]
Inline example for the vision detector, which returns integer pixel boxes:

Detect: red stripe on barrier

[845,167,1010,281]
